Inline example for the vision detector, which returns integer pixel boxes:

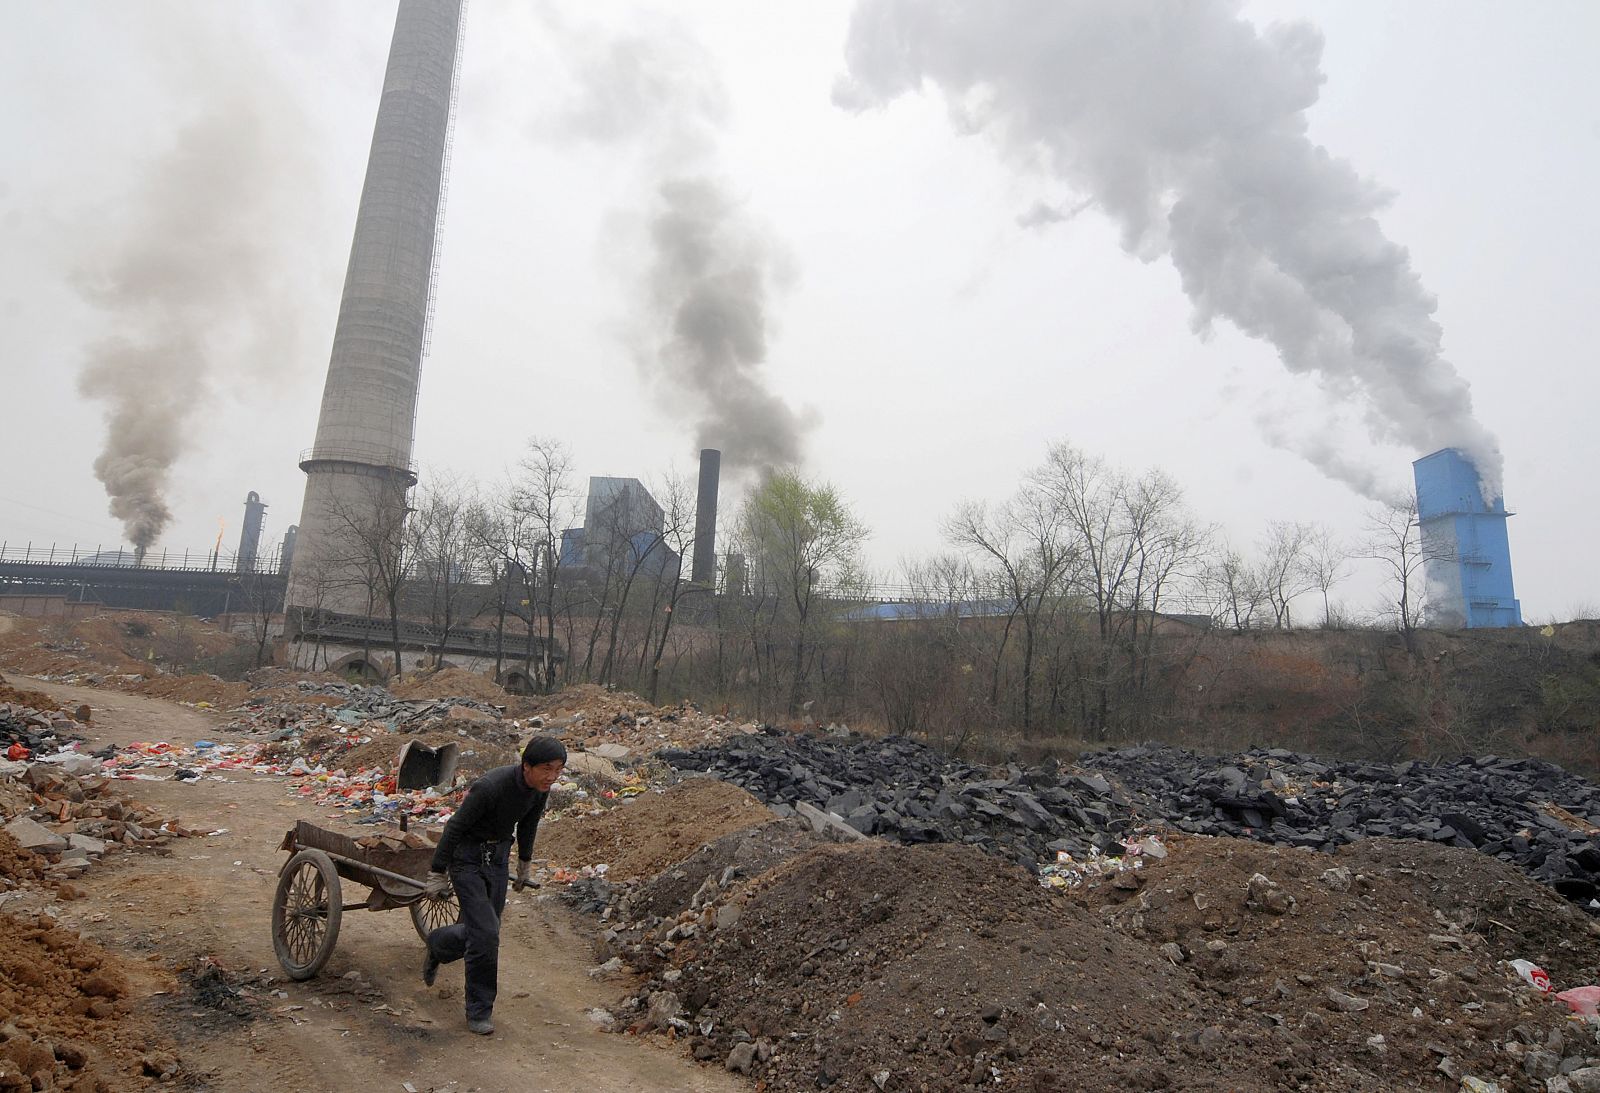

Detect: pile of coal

[660,730,1138,870]
[662,730,1600,910]
[1084,745,1600,906]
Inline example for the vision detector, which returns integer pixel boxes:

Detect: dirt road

[23,678,743,1093]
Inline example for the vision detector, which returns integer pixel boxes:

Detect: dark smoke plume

[536,8,814,474]
[648,177,808,469]
[74,58,317,550]
[836,0,1503,498]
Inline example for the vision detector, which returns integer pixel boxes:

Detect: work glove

[423,870,449,898]
[513,859,532,893]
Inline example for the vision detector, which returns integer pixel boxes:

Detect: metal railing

[0,541,285,576]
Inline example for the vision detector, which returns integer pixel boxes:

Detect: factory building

[1413,448,1522,629]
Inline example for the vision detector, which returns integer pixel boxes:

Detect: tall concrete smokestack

[237,491,267,572]
[692,448,721,586]
[285,0,463,619]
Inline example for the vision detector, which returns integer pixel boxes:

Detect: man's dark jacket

[430,764,547,873]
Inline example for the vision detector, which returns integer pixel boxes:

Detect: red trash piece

[1557,986,1600,1015]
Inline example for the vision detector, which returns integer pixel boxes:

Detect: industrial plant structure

[562,477,675,575]
[692,448,721,585]
[1413,448,1522,629]
[236,492,267,573]
[283,0,464,623]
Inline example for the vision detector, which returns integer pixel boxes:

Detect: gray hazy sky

[2,1,1595,621]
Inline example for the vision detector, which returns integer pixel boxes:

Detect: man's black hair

[522,735,567,767]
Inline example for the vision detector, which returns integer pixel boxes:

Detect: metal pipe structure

[691,448,721,586]
[285,0,464,619]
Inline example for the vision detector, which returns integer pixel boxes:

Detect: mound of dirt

[604,827,1599,1091]
[0,612,244,682]
[538,778,777,880]
[1338,837,1600,986]
[1079,833,1581,1089]
[0,830,49,885]
[660,840,1273,1092]
[519,683,655,722]
[388,668,508,703]
[0,678,63,711]
[0,912,181,1090]
[621,819,830,926]
[125,673,248,708]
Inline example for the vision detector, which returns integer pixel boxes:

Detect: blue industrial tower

[1412,448,1522,628]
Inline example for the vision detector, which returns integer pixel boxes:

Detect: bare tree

[1360,494,1438,655]
[1257,521,1318,629]
[463,499,514,679]
[943,479,1076,736]
[641,472,698,704]
[317,473,415,680]
[408,472,482,668]
[509,438,578,693]
[1038,444,1204,739]
[235,568,280,669]
[1302,523,1351,628]
[1203,544,1266,632]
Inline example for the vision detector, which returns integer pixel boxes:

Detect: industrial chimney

[284,0,464,620]
[1413,448,1522,628]
[692,448,721,586]
[278,525,298,576]
[237,491,267,572]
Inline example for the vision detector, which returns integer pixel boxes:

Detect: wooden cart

[271,820,461,980]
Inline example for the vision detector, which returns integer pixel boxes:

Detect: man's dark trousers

[426,838,510,1021]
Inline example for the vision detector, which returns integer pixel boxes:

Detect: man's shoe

[422,951,440,988]
[467,1017,494,1036]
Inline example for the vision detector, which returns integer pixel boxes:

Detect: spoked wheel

[272,849,342,980]
[409,878,460,943]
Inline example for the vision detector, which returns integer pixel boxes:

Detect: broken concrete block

[68,834,106,856]
[795,801,867,841]
[446,705,494,723]
[563,753,622,783]
[592,743,631,761]
[4,816,70,853]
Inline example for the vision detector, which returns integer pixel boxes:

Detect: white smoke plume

[836,0,1503,498]
[536,7,814,474]
[74,40,322,551]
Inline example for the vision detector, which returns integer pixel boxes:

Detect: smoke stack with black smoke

[836,0,1503,500]
[533,9,814,477]
[692,447,721,584]
[646,177,810,474]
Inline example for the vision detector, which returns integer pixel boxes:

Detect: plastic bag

[1557,985,1600,1016]
[1510,959,1552,993]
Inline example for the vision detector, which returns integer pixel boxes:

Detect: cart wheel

[410,878,461,943]
[272,849,342,980]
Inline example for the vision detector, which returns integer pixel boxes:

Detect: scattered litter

[1510,959,1552,993]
